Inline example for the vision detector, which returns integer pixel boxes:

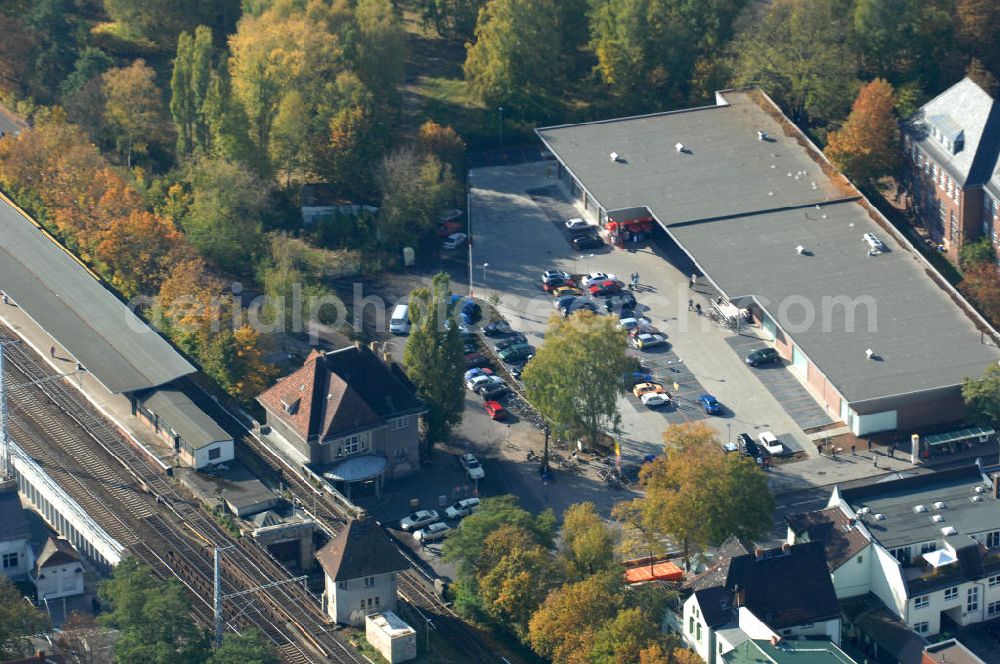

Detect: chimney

[733,584,744,608]
[354,340,362,350]
[757,130,767,141]
[781,542,791,554]
[369,341,378,353]
[382,352,392,364]
[754,546,765,560]
[770,635,780,647]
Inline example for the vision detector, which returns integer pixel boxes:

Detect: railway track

[2,337,365,664]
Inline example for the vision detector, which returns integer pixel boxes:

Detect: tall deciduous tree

[962,363,1000,429]
[589,607,671,664]
[98,558,210,664]
[354,0,407,97]
[94,210,194,298]
[826,78,900,185]
[0,577,49,659]
[206,629,279,664]
[527,571,625,663]
[102,59,168,167]
[561,502,616,578]
[377,149,457,248]
[403,272,466,444]
[731,0,857,125]
[957,0,1000,73]
[415,0,486,39]
[463,0,564,118]
[170,26,214,156]
[615,423,773,565]
[102,0,238,45]
[522,311,631,447]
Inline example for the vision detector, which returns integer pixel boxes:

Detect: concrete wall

[870,545,908,619]
[190,440,234,469]
[831,544,873,599]
[0,537,32,579]
[327,571,399,627]
[781,617,841,645]
[36,559,84,600]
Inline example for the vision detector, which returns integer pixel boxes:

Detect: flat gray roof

[0,197,195,393]
[538,90,1000,404]
[140,388,231,450]
[841,467,999,550]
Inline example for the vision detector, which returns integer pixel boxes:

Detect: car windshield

[466,459,480,468]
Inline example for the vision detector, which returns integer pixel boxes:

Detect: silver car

[414,522,452,543]
[400,509,440,531]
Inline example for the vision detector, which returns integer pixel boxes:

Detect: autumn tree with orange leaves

[825,78,901,186]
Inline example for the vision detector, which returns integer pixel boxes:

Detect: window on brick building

[950,210,958,242]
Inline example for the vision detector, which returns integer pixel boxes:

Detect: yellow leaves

[825,78,899,183]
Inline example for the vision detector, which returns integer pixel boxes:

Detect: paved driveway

[469,162,819,466]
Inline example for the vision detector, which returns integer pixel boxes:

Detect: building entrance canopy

[324,455,387,482]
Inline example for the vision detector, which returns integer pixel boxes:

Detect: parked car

[699,394,722,415]
[624,369,655,385]
[484,399,508,420]
[542,277,575,292]
[572,234,604,251]
[460,452,486,479]
[758,431,784,455]
[445,497,481,520]
[632,333,667,350]
[588,279,623,296]
[414,522,451,543]
[495,334,528,351]
[641,392,672,408]
[400,509,440,531]
[463,341,479,354]
[552,285,585,298]
[468,374,503,391]
[604,292,637,312]
[583,272,616,286]
[619,317,650,330]
[632,382,665,398]
[464,367,493,382]
[436,220,463,237]
[442,232,468,250]
[628,324,661,337]
[542,270,571,284]
[565,218,590,231]
[737,433,761,459]
[464,352,489,368]
[498,343,533,362]
[479,382,509,399]
[746,347,780,367]
[483,320,513,336]
[559,298,597,315]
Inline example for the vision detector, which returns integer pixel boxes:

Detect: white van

[390,304,410,335]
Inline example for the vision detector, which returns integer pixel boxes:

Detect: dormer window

[281,397,301,415]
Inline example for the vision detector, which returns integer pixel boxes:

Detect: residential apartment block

[902,77,1000,262]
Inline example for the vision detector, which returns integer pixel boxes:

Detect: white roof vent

[675,142,685,153]
[976,486,987,494]
[796,245,806,254]
[913,504,928,513]
[941,526,957,536]
[932,514,944,523]
[610,151,619,162]
[933,501,947,510]
[866,348,875,360]
[873,513,885,520]
[971,495,983,503]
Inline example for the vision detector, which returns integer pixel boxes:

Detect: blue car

[464,367,493,382]
[699,394,722,415]
[624,370,654,385]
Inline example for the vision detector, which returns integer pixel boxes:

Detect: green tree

[478,531,563,639]
[416,0,486,39]
[59,46,113,98]
[527,571,625,663]
[202,66,256,166]
[443,495,556,581]
[0,577,49,658]
[960,237,996,269]
[180,155,270,275]
[170,26,214,156]
[731,0,857,126]
[522,311,632,448]
[102,0,238,45]
[403,272,466,444]
[561,502,615,578]
[963,363,1000,429]
[825,78,900,185]
[102,59,168,167]
[589,607,668,664]
[354,0,407,97]
[615,423,773,566]
[98,558,210,664]
[377,149,457,249]
[207,629,279,664]
[463,0,564,118]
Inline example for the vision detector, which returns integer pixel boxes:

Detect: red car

[588,279,623,296]
[484,400,507,420]
[436,220,463,237]
[465,352,489,368]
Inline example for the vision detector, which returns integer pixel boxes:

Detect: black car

[604,292,637,313]
[737,433,761,459]
[463,341,479,354]
[479,382,509,399]
[560,298,597,315]
[572,234,605,251]
[495,333,528,351]
[483,321,513,336]
[566,223,597,237]
[746,347,780,367]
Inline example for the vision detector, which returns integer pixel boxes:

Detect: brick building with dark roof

[316,518,410,626]
[258,344,426,497]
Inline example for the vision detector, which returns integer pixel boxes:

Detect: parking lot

[468,161,819,466]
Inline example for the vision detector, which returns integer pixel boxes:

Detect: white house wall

[852,409,898,436]
[831,544,873,599]
[681,594,717,664]
[192,439,234,469]
[871,545,908,618]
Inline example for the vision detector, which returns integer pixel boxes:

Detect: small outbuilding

[365,611,417,663]
[34,537,84,601]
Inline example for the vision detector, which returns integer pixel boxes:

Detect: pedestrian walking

[889,444,895,459]
[688,298,694,311]
[873,456,878,468]
[634,272,640,288]
[867,439,872,452]
[695,303,702,316]
[49,345,56,358]
[851,444,856,456]
[689,274,696,289]
[1,292,7,305]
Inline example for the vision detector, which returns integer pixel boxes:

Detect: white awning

[922,549,957,568]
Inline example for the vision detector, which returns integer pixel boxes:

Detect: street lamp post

[727,423,732,446]
[498,107,504,148]
[467,178,474,297]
